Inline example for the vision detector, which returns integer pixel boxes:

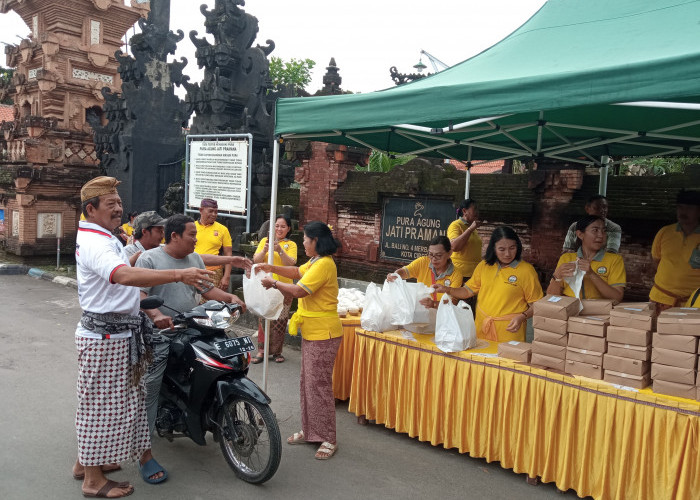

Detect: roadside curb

[1,264,79,290]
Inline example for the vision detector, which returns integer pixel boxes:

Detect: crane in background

[419,49,450,72]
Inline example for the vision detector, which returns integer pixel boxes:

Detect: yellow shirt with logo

[686,288,700,308]
[297,256,343,341]
[403,256,463,301]
[466,260,544,342]
[255,237,297,284]
[650,224,700,305]
[557,250,626,300]
[194,220,233,271]
[447,219,482,278]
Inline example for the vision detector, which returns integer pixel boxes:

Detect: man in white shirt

[73,177,212,498]
[562,195,622,253]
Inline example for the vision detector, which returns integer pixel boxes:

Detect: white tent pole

[599,155,609,196]
[464,146,472,199]
[262,138,281,393]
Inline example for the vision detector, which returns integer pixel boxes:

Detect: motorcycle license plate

[214,336,256,358]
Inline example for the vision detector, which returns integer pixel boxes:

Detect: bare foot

[73,460,121,480]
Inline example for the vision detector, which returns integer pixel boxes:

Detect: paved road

[0,274,582,499]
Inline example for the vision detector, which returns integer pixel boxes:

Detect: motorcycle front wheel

[216,396,281,484]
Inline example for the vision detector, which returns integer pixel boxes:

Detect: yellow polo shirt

[650,224,700,305]
[297,256,343,341]
[194,220,232,271]
[403,256,463,301]
[557,249,626,300]
[447,219,482,278]
[255,237,297,284]
[121,222,133,237]
[686,288,700,308]
[466,260,544,342]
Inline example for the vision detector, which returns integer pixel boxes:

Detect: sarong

[300,336,342,443]
[258,298,292,356]
[75,337,151,466]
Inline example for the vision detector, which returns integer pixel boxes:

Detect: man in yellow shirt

[447,199,482,280]
[194,198,233,290]
[650,190,700,312]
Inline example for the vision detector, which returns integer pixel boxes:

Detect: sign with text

[380,197,454,263]
[187,136,250,214]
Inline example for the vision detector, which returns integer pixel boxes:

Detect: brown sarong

[300,336,342,443]
[258,298,292,356]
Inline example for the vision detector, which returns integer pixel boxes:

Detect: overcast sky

[1,0,547,94]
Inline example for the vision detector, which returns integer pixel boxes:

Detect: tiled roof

[0,104,14,123]
[448,159,504,174]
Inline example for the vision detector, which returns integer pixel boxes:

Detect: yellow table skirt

[332,315,362,401]
[348,329,700,500]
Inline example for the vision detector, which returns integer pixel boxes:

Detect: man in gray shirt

[562,195,622,253]
[135,214,250,479]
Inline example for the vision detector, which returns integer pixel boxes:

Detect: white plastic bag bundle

[242,265,284,320]
[564,261,586,313]
[360,282,393,332]
[381,273,415,326]
[406,282,433,325]
[435,297,477,352]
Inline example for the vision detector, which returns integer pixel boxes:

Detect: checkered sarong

[75,337,151,466]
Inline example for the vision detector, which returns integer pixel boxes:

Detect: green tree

[355,150,415,173]
[0,67,14,105]
[269,57,315,94]
[620,156,698,176]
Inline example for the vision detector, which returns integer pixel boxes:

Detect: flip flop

[73,464,122,480]
[82,479,133,498]
[139,458,168,484]
[274,355,285,363]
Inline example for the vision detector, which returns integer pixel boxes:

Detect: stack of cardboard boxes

[530,295,581,371]
[603,302,655,389]
[651,308,700,399]
[565,300,613,379]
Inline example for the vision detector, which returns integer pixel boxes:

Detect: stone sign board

[37,213,62,238]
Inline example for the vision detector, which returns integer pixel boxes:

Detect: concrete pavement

[0,274,583,499]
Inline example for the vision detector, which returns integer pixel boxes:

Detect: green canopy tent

[259,0,700,387]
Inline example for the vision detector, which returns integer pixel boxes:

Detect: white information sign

[188,139,249,213]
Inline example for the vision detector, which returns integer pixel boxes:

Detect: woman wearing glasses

[434,226,543,342]
[386,235,463,309]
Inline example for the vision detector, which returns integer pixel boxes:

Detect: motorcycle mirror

[140,296,164,310]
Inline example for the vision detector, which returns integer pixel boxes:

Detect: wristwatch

[272,281,278,289]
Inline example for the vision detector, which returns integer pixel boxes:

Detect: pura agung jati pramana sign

[380,197,454,263]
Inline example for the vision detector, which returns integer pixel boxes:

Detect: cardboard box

[603,354,650,377]
[613,302,654,313]
[530,352,566,371]
[609,308,655,331]
[566,346,604,365]
[565,359,603,379]
[657,308,700,336]
[651,347,697,370]
[652,332,698,354]
[651,363,696,385]
[567,315,609,337]
[532,316,568,335]
[533,295,581,320]
[652,379,697,399]
[568,332,607,353]
[604,370,651,389]
[580,299,614,316]
[531,341,567,359]
[607,326,652,347]
[497,341,532,363]
[606,342,651,362]
[533,328,568,347]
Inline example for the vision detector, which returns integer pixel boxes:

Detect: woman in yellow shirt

[447,199,482,281]
[547,215,626,302]
[435,226,543,342]
[252,215,297,364]
[687,288,700,308]
[259,221,342,460]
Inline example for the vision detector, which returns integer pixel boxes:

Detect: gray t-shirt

[124,239,146,258]
[136,247,205,318]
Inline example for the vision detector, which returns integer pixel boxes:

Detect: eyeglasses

[428,253,446,259]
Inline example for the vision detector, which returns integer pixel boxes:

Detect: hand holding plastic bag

[361,282,393,332]
[406,282,433,325]
[435,296,477,352]
[382,273,415,326]
[242,265,284,320]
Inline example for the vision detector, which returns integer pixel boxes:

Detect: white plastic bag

[405,282,433,325]
[435,297,477,352]
[242,265,284,320]
[564,261,586,313]
[381,273,415,326]
[361,282,393,332]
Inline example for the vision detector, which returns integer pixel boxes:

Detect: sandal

[82,479,133,498]
[139,458,168,484]
[315,441,338,460]
[251,353,264,364]
[287,431,306,445]
[273,354,285,363]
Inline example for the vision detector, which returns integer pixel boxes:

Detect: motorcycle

[140,296,281,484]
